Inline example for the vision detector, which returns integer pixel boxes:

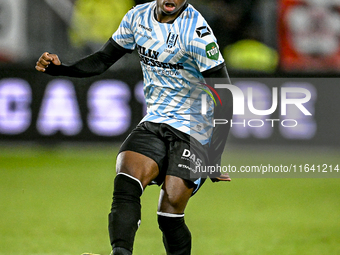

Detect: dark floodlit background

[1,1,339,255]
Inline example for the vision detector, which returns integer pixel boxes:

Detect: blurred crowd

[134,0,260,46]
[67,0,278,73]
[1,0,340,73]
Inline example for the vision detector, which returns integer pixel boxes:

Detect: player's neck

[155,4,187,23]
[156,11,179,23]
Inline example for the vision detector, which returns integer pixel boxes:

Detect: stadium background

[1,0,339,254]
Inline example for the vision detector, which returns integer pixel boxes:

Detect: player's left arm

[202,64,233,182]
[186,17,233,181]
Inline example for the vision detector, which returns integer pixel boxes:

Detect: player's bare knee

[115,160,133,176]
[167,194,184,210]
[116,151,159,188]
[159,193,187,214]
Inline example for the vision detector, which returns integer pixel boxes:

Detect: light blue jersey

[112,1,224,145]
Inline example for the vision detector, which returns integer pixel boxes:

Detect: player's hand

[35,52,61,72]
[210,173,231,182]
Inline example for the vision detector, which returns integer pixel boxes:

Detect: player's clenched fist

[35,52,61,72]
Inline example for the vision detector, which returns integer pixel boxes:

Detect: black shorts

[118,121,209,195]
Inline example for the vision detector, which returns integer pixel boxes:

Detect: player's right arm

[35,52,61,72]
[35,38,129,77]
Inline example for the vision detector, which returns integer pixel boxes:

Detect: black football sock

[111,247,132,255]
[158,213,191,255]
[108,173,143,253]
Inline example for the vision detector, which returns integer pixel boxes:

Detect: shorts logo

[181,149,202,167]
[196,26,211,38]
[178,163,197,173]
[166,32,178,48]
[206,42,219,60]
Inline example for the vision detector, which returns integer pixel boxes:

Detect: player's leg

[109,151,159,255]
[153,123,209,254]
[109,122,168,254]
[157,175,194,255]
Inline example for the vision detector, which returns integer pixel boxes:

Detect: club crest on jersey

[166,32,178,48]
[196,26,211,38]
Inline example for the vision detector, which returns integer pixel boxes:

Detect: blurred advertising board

[278,0,340,72]
[0,67,340,146]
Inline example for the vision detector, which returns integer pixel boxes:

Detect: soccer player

[35,0,233,254]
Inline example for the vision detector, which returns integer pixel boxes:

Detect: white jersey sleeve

[186,21,224,73]
[112,7,137,51]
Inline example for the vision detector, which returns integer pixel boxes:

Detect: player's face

[156,0,187,22]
